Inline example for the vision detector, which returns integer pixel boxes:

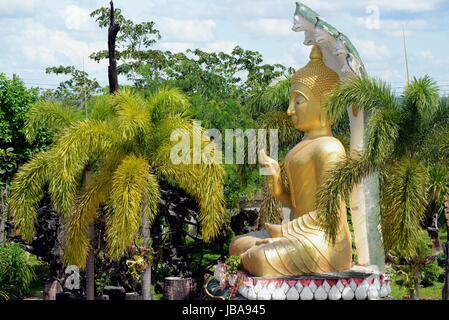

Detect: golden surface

[229,45,352,277]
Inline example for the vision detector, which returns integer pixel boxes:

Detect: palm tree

[316,75,449,299]
[9,87,226,300]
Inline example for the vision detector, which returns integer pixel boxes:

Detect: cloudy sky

[1,0,449,94]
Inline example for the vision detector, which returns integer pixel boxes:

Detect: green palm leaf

[24,100,82,143]
[9,151,51,242]
[106,154,153,261]
[380,158,429,256]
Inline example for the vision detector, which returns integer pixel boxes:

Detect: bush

[0,243,34,300]
[421,261,441,287]
[436,252,445,268]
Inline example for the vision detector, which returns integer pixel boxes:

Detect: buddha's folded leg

[241,243,287,277]
[229,235,264,257]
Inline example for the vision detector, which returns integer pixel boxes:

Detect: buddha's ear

[320,109,327,128]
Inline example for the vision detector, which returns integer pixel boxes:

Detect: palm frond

[147,86,190,123]
[24,100,81,143]
[316,151,378,244]
[401,75,439,124]
[429,96,449,129]
[152,121,226,242]
[105,154,152,261]
[261,111,303,148]
[427,165,449,205]
[48,120,118,217]
[380,158,429,256]
[88,94,116,121]
[62,170,113,268]
[324,76,397,126]
[62,149,126,268]
[258,178,283,229]
[365,107,402,164]
[111,89,152,141]
[141,173,160,227]
[247,77,291,117]
[9,151,51,242]
[145,114,194,161]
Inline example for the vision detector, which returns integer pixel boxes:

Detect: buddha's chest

[284,142,320,214]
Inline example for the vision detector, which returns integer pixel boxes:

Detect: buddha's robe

[233,137,352,277]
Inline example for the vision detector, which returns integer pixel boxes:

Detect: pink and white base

[213,263,391,300]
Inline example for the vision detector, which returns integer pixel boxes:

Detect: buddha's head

[287,45,340,133]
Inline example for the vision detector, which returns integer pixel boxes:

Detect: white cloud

[0,0,40,17]
[157,18,216,42]
[266,43,310,69]
[361,0,443,12]
[352,39,391,61]
[242,19,293,38]
[60,5,91,31]
[302,0,444,13]
[416,50,434,61]
[159,42,194,53]
[355,17,431,36]
[201,41,237,54]
[378,69,405,83]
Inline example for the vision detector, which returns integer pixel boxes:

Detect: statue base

[205,263,391,300]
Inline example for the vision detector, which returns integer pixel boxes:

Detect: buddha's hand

[259,150,280,176]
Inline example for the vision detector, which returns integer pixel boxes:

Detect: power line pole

[402,24,410,85]
[83,58,87,120]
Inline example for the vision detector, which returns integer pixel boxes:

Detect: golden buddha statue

[229,45,352,277]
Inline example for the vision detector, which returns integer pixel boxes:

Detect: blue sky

[1,0,448,95]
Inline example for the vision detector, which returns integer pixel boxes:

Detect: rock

[56,292,85,301]
[43,280,62,300]
[103,286,126,300]
[125,293,141,300]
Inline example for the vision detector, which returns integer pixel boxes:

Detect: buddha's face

[287,85,325,132]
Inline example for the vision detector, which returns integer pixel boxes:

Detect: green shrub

[436,251,445,268]
[421,261,441,287]
[0,243,34,300]
[224,255,242,273]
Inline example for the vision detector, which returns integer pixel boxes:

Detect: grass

[390,277,444,300]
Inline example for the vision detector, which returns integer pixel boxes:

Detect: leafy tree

[316,75,448,299]
[0,73,49,188]
[89,5,161,83]
[9,87,226,300]
[42,66,101,108]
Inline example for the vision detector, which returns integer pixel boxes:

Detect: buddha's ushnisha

[229,45,352,277]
